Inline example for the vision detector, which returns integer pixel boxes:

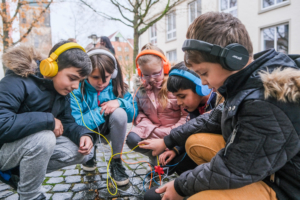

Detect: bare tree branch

[127,0,134,7]
[9,0,21,23]
[12,0,53,45]
[110,0,133,23]
[111,0,133,12]
[79,0,134,27]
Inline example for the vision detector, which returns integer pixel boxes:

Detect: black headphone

[182,39,249,71]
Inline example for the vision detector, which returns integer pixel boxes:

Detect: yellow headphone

[40,42,86,77]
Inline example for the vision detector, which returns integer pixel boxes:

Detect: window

[43,12,50,27]
[150,23,157,45]
[115,37,119,42]
[219,0,237,17]
[166,12,176,41]
[261,24,289,54]
[188,1,201,25]
[34,37,39,48]
[125,55,129,61]
[118,56,122,61]
[125,47,129,52]
[262,0,287,9]
[167,50,177,62]
[117,47,122,51]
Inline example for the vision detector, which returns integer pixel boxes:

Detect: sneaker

[110,158,129,186]
[0,173,19,190]
[82,146,97,171]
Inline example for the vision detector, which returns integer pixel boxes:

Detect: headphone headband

[87,49,118,79]
[51,43,86,60]
[182,39,249,71]
[169,69,211,96]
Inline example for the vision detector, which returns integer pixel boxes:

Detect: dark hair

[185,12,253,67]
[84,46,128,98]
[49,40,92,77]
[100,36,115,55]
[167,62,198,93]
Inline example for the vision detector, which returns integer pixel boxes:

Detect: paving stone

[47,177,64,184]
[130,177,143,186]
[65,176,81,184]
[62,165,76,170]
[96,156,104,161]
[126,159,137,163]
[52,184,71,192]
[89,181,106,190]
[51,192,73,200]
[84,175,101,182]
[96,162,107,167]
[44,193,52,200]
[0,191,14,199]
[63,169,79,176]
[0,184,11,192]
[135,169,147,175]
[101,173,108,179]
[4,193,18,200]
[71,183,89,192]
[42,185,53,192]
[72,191,96,200]
[45,171,63,177]
[98,188,119,198]
[120,185,136,196]
[127,154,140,159]
[98,167,107,173]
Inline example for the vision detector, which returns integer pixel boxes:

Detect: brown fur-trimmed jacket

[164,49,300,200]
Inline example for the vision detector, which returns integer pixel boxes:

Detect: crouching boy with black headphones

[0,41,96,200]
[140,12,300,200]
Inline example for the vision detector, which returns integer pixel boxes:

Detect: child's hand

[100,100,120,115]
[78,136,93,155]
[53,118,64,137]
[159,150,176,166]
[138,139,166,156]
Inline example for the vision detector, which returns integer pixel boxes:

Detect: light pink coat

[132,89,188,139]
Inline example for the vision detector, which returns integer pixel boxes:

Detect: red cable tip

[154,166,164,175]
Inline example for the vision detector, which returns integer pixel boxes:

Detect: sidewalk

[0,124,177,200]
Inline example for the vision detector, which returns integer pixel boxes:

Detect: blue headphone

[169,69,211,96]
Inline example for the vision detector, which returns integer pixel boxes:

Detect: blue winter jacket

[70,80,138,131]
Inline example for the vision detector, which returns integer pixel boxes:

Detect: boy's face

[189,62,235,92]
[173,89,207,112]
[87,68,111,91]
[52,67,84,96]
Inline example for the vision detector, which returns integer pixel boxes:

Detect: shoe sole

[113,178,129,186]
[82,165,97,171]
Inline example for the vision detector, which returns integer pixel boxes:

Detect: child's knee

[126,132,140,149]
[34,130,56,154]
[111,108,127,124]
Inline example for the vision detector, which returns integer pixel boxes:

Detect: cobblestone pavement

[0,124,177,200]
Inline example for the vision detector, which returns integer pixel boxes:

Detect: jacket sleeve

[174,100,300,196]
[59,95,96,146]
[117,91,138,123]
[0,78,55,143]
[164,104,223,149]
[70,90,105,131]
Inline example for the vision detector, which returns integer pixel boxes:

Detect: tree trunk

[2,0,10,73]
[133,29,140,74]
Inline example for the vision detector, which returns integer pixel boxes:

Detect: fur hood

[2,45,46,77]
[260,67,300,103]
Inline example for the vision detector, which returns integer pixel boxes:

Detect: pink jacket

[132,88,188,139]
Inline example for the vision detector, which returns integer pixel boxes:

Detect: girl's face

[173,89,209,112]
[88,68,111,91]
[188,62,235,92]
[140,59,164,84]
[52,67,84,96]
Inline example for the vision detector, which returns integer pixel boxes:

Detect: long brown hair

[81,46,128,98]
[137,43,169,108]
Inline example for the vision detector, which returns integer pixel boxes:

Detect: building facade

[139,0,300,64]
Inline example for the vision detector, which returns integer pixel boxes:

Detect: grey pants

[99,108,128,158]
[0,130,89,200]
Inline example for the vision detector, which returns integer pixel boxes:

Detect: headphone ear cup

[111,69,118,79]
[137,67,142,77]
[195,84,211,96]
[223,43,249,71]
[163,60,171,75]
[40,58,58,77]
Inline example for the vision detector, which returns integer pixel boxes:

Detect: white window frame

[166,12,176,41]
[188,1,197,25]
[117,47,122,52]
[261,0,289,10]
[125,47,129,52]
[219,0,238,17]
[260,23,289,54]
[166,49,177,63]
[149,23,157,45]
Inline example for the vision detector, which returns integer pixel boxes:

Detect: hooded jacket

[70,80,138,130]
[164,49,300,200]
[0,45,94,149]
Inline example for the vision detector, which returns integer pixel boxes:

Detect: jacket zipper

[224,126,238,156]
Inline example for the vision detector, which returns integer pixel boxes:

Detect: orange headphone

[135,50,171,77]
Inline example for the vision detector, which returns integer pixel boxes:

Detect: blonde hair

[137,43,169,108]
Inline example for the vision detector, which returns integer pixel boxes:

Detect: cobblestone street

[0,124,177,200]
